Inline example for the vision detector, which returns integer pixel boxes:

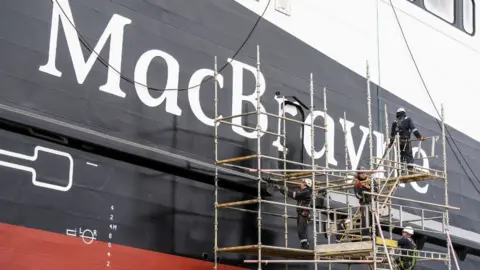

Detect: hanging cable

[388,0,480,194]
[50,0,271,91]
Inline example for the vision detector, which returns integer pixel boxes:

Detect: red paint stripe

[0,222,245,270]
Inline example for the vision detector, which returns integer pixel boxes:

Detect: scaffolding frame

[212,48,459,270]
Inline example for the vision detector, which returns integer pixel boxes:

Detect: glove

[420,136,425,141]
[263,176,273,184]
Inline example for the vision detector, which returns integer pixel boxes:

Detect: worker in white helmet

[396,226,418,270]
[277,178,312,249]
[388,108,425,174]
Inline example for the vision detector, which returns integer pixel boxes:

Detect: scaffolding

[212,47,459,270]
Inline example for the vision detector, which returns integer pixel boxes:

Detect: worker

[353,166,378,205]
[353,167,378,237]
[396,226,418,270]
[388,108,425,174]
[277,178,312,249]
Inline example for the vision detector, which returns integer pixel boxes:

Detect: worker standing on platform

[396,226,418,270]
[277,178,312,249]
[388,108,425,174]
[353,167,378,237]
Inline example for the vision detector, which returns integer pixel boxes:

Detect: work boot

[301,241,310,249]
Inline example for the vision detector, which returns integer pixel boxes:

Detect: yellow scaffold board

[316,238,397,258]
[375,237,398,248]
[316,173,441,192]
[377,173,440,184]
[217,245,314,259]
[316,241,374,257]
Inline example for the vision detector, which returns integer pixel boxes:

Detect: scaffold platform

[315,172,444,193]
[217,245,314,260]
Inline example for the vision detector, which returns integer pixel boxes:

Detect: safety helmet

[302,178,312,188]
[402,226,414,235]
[357,166,367,176]
[397,108,406,113]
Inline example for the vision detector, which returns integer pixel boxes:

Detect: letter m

[39,0,131,97]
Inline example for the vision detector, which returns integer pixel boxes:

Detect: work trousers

[360,206,372,237]
[400,139,414,170]
[297,212,309,245]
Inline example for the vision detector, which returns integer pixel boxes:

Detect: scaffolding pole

[386,104,393,240]
[323,86,332,270]
[310,74,318,270]
[442,104,453,270]
[213,56,219,270]
[343,111,350,216]
[255,45,263,270]
[366,61,377,270]
[281,92,288,270]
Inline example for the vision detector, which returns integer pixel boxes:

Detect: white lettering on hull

[229,59,268,139]
[38,0,433,197]
[134,49,182,116]
[303,111,338,166]
[39,0,131,98]
[188,69,224,127]
[271,96,298,153]
[340,119,369,170]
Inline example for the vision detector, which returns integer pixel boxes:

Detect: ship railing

[316,197,459,238]
[377,203,446,235]
[410,135,440,159]
[377,246,449,262]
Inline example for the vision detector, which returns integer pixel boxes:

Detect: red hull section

[0,222,244,270]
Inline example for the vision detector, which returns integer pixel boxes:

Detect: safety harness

[297,188,312,219]
[399,237,418,270]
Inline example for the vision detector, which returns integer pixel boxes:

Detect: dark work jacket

[398,236,417,263]
[390,116,422,144]
[287,187,312,215]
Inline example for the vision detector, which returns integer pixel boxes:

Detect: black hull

[1,0,480,269]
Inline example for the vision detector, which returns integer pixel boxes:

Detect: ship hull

[0,222,243,270]
[1,0,480,269]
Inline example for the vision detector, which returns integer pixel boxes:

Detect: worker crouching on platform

[396,226,418,270]
[276,178,312,249]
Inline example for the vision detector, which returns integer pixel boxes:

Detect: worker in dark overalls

[277,178,312,249]
[389,108,425,174]
[396,226,418,270]
[353,167,378,237]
